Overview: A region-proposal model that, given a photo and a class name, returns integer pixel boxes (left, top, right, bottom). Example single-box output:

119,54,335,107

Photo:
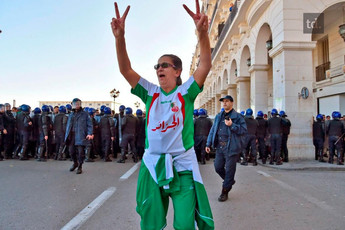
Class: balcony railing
211,0,239,60
315,62,330,82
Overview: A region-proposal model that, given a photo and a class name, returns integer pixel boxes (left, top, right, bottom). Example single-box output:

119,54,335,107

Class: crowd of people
0,101,146,172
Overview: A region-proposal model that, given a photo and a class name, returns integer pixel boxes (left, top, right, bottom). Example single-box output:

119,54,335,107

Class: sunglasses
154,62,176,70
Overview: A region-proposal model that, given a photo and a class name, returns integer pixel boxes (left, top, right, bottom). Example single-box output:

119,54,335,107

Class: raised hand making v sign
111,1,214,230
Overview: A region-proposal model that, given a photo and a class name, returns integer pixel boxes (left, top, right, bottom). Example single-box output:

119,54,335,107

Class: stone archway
250,23,273,115
237,45,251,112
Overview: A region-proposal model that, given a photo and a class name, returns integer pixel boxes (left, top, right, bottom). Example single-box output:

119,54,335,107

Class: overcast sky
0,0,198,111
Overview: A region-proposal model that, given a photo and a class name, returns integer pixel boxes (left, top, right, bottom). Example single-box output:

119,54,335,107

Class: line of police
0,99,146,174
193,107,292,166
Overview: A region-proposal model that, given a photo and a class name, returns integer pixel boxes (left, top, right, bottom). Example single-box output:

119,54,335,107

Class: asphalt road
0,157,345,230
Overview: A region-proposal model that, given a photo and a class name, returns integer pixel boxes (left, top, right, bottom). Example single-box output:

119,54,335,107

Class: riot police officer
118,107,138,163
54,106,68,160
267,108,283,165
327,111,344,165
241,108,259,166
19,105,32,160
280,111,291,162
31,107,41,158
99,107,116,162
0,104,5,160
66,104,72,115
135,109,145,160
194,108,212,164
256,111,268,164
114,105,125,157
313,114,326,162
193,109,199,122
85,108,99,162
37,105,53,161
2,103,16,159
65,98,93,174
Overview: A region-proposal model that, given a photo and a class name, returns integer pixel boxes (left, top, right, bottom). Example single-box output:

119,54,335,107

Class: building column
249,64,269,115
236,76,250,112
227,84,237,111
214,94,221,114
269,41,316,160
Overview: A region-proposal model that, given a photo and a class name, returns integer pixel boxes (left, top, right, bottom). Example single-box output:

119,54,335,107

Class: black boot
19,146,28,160
36,147,46,162
337,150,344,165
315,148,318,161
240,152,248,166
117,149,126,163
69,162,78,172
85,148,94,162
218,187,230,202
318,149,326,162
57,146,67,161
76,164,83,174
12,145,21,159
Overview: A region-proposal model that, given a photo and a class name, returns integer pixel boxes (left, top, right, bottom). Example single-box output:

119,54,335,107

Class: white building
191,0,345,160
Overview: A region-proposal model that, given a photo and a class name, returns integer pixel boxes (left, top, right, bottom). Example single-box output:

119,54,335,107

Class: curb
257,162,345,171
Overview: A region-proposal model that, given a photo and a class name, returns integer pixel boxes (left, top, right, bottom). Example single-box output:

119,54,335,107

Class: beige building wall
192,0,345,160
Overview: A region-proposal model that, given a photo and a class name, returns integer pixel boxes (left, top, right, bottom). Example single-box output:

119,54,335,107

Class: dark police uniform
281,116,291,162
194,114,213,164
37,112,53,161
99,114,116,161
136,116,146,160
54,113,67,160
256,116,268,163
241,115,259,166
313,119,325,162
327,118,344,164
2,110,16,159
267,115,283,165
118,113,138,163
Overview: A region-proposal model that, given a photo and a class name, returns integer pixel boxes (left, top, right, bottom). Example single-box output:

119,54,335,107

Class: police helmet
257,111,264,117
193,109,199,116
34,107,41,114
136,109,143,117
198,108,207,116
104,107,111,115
125,107,133,115
66,104,72,111
316,114,323,121
21,104,30,113
88,108,96,116
42,105,50,113
240,111,245,115
119,105,126,112
279,110,286,117
59,106,66,113
246,108,253,116
100,105,106,112
271,108,278,116
84,107,89,112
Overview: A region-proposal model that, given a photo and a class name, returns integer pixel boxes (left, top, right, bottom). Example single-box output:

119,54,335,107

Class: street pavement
0,157,345,230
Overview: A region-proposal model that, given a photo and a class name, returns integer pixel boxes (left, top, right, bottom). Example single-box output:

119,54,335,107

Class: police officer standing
31,107,41,158
37,105,53,161
135,109,145,160
65,98,93,174
313,114,326,162
85,108,99,162
0,104,5,160
267,108,283,165
256,111,268,164
19,105,32,160
327,111,344,165
206,95,247,202
194,108,212,164
114,105,126,157
2,103,16,159
118,107,138,163
280,111,291,162
99,107,116,162
54,106,68,160
241,108,259,166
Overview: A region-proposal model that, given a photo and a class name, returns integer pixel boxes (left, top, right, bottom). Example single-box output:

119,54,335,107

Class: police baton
334,133,345,145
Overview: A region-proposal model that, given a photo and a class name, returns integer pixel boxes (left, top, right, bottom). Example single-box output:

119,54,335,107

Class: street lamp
110,88,120,111
134,101,140,109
